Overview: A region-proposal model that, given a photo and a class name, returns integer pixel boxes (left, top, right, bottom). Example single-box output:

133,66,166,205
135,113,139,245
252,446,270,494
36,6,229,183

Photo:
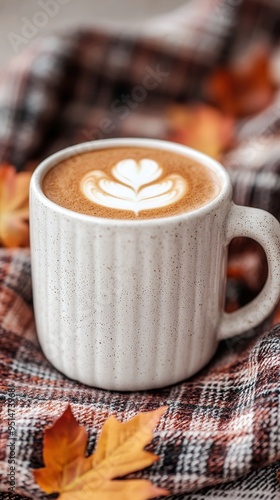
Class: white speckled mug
30,139,280,391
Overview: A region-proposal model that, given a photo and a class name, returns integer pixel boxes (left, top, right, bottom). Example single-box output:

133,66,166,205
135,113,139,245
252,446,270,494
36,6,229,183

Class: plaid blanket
1,0,280,498
0,250,280,499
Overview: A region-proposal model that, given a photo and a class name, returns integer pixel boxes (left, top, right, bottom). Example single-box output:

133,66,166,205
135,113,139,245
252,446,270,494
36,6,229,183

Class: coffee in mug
43,147,221,220
30,138,280,391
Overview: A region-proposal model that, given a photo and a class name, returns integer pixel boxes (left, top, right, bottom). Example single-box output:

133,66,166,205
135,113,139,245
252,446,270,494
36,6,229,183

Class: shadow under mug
30,138,280,391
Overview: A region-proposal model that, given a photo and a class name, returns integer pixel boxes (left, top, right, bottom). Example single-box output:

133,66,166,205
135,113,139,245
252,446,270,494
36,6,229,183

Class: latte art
43,147,221,219
80,159,187,215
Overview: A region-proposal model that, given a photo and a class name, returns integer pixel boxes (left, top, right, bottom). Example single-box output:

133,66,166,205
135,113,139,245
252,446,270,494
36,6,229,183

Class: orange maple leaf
34,404,169,500
205,45,275,117
167,104,234,159
0,164,32,248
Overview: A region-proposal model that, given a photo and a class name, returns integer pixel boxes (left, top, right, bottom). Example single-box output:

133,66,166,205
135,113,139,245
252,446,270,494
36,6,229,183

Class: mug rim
30,138,232,226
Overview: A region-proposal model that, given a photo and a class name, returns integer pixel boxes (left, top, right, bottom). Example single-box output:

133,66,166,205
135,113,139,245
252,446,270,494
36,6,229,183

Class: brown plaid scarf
0,250,279,499
1,0,280,498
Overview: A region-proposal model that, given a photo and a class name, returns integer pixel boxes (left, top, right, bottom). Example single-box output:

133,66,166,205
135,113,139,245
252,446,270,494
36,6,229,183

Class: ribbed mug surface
30,184,229,390
31,139,280,390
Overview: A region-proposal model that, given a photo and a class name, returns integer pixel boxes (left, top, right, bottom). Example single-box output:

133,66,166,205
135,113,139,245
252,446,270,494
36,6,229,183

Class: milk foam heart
43,147,222,219
80,158,187,214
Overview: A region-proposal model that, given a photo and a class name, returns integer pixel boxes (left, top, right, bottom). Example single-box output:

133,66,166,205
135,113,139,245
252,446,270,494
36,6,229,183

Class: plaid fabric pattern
1,0,280,498
0,250,280,499
0,0,279,172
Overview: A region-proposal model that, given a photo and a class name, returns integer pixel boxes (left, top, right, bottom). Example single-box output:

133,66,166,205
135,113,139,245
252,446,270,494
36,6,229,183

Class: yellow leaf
90,407,166,478
60,477,169,500
0,164,32,248
33,405,169,500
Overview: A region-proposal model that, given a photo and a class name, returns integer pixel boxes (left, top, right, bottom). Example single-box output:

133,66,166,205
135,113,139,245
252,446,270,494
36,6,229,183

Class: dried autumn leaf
167,104,234,159
34,404,169,500
59,477,166,500
33,405,92,493
0,164,32,248
205,45,275,117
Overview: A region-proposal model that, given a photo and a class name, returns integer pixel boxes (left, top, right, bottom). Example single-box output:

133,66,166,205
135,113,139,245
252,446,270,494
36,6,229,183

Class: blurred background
0,2,280,497
0,0,187,68
0,0,280,321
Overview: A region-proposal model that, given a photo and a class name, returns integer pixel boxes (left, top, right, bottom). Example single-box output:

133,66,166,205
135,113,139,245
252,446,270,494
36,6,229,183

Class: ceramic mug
30,138,280,390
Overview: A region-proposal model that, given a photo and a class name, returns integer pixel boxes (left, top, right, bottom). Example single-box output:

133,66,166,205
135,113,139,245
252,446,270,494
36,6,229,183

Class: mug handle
217,203,280,340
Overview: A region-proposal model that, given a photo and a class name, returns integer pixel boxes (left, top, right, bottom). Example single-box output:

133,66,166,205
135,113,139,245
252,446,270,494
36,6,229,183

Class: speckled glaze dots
30,139,280,391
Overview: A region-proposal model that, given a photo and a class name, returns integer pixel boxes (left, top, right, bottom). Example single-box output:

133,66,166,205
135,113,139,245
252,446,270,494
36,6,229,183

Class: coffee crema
43,147,221,219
